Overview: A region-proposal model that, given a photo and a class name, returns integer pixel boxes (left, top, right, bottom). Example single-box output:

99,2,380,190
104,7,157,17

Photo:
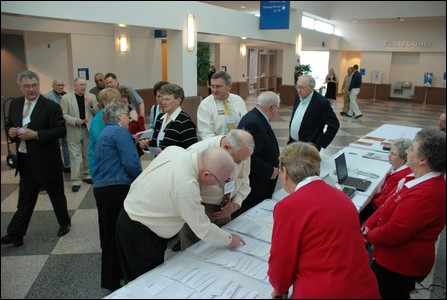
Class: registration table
273,146,392,212
349,124,421,153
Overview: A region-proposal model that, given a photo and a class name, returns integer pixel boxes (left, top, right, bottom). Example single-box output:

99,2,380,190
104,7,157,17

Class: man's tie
18,101,32,152
218,178,232,209
223,100,236,130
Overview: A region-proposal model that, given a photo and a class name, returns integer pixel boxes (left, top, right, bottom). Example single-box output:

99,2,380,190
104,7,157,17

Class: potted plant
197,43,211,97
294,63,312,85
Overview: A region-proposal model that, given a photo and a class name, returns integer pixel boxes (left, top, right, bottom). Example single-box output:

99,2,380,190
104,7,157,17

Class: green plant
197,43,210,86
294,64,312,85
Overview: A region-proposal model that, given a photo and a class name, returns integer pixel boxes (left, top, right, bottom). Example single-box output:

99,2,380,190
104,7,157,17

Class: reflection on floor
1,95,445,299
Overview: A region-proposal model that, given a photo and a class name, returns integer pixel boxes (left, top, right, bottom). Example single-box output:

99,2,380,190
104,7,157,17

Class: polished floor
1,94,446,299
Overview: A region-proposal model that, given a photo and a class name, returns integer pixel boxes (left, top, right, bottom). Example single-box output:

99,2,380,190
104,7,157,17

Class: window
302,16,314,30
302,16,334,35
315,20,334,34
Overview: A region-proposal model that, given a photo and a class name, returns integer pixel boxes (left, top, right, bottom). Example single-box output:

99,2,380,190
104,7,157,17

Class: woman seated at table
268,141,380,299
363,128,446,299
139,83,198,152
360,138,413,223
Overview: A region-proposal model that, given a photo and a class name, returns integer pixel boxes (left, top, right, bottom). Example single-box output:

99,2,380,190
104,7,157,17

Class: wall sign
384,40,432,48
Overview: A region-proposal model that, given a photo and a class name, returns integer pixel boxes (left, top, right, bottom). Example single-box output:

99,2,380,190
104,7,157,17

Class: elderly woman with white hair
93,101,142,291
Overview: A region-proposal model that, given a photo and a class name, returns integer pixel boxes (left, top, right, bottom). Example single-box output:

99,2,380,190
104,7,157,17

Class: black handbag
3,97,17,168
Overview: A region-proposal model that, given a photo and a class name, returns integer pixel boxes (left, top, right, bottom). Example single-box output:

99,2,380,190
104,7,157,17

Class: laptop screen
335,152,349,183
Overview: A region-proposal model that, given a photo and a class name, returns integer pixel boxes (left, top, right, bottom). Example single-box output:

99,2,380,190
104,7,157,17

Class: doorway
247,48,277,95
1,33,27,129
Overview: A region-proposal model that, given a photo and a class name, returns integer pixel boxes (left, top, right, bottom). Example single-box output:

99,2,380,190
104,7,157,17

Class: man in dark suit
1,70,71,247
289,74,340,151
233,91,280,218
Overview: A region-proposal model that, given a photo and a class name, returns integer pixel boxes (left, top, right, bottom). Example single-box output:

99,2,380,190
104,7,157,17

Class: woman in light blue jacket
93,101,142,291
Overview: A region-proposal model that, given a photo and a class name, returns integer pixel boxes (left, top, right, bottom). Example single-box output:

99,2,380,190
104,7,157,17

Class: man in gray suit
61,78,99,192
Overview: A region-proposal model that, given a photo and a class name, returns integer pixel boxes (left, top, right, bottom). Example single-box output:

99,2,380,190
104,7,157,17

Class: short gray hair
17,70,39,84
212,71,232,84
392,138,412,160
298,74,316,88
102,101,128,124
257,91,280,108
226,129,255,154
415,128,446,172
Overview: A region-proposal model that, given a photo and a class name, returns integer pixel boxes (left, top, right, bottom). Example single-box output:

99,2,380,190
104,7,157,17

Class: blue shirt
93,121,142,188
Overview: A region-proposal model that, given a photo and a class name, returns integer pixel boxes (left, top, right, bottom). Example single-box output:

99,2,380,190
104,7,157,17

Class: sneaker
72,185,80,192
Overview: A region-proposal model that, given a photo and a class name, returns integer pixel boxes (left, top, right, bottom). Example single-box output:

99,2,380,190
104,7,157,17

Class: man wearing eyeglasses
1,70,71,247
288,74,340,151
45,79,70,173
197,71,247,140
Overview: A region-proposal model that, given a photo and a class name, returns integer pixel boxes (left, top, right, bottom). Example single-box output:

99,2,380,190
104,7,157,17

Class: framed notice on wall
372,71,382,84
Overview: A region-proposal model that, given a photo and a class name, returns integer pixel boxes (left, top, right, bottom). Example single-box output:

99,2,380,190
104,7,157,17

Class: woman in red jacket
268,142,380,299
360,138,413,223
363,128,446,299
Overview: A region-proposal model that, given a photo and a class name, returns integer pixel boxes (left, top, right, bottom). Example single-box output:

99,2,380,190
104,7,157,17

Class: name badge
22,116,31,127
224,180,235,194
217,110,225,115
225,115,236,124
157,132,165,141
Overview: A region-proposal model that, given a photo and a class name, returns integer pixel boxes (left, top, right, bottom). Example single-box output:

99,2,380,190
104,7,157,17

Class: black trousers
93,185,129,291
7,153,70,237
371,260,425,299
116,208,168,284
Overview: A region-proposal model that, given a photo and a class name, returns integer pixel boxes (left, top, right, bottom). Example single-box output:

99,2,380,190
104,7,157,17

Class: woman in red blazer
360,138,413,223
268,142,380,299
363,128,446,298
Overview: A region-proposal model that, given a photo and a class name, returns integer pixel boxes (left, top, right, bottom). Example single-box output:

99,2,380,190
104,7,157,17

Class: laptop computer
322,173,357,199
334,152,372,192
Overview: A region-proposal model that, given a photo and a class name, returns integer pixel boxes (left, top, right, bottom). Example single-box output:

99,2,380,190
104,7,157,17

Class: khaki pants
343,92,350,114
179,203,231,250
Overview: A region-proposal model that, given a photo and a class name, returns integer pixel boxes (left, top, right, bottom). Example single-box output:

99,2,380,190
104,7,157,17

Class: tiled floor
1,94,445,299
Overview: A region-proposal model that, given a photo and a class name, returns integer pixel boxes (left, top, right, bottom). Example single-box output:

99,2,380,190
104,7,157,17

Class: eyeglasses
55,84,65,87
208,171,225,188
21,84,39,90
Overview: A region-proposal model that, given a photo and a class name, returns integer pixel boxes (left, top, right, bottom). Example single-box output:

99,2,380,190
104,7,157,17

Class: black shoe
340,111,346,116
57,222,71,237
355,114,363,119
346,114,352,118
72,185,80,192
1,234,24,247
64,167,71,173
171,241,181,252
82,178,93,184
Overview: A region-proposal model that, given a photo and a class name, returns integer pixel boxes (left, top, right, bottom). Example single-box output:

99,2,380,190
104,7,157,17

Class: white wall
1,1,446,94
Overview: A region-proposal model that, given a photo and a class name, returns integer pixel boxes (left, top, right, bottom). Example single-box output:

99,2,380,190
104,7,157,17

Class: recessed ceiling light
352,20,357,23
254,13,260,17
241,37,247,40
241,6,246,9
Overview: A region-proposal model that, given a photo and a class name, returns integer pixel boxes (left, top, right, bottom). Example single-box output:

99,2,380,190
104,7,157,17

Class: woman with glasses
140,83,198,152
92,101,142,291
363,128,446,298
360,138,413,223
